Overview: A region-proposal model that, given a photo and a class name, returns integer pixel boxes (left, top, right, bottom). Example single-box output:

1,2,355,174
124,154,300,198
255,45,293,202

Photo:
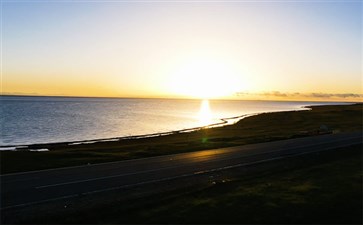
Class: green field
1,103,362,174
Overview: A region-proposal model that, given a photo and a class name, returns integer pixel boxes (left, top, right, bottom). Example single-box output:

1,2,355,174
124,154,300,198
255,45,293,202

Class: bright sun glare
198,99,213,126
169,58,242,99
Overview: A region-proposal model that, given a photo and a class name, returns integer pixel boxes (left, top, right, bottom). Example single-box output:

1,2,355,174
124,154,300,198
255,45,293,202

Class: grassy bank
13,144,362,224
119,144,362,224
137,145,361,224
1,103,362,174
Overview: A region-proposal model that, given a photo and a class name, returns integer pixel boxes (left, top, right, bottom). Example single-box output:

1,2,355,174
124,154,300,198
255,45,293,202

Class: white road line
2,132,360,177
33,137,361,189
0,156,288,210
1,194,80,210
35,164,184,189
2,141,360,210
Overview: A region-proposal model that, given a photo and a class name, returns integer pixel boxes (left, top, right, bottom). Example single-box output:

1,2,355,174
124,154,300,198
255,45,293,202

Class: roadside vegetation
1,103,362,174
14,144,362,224
106,144,363,224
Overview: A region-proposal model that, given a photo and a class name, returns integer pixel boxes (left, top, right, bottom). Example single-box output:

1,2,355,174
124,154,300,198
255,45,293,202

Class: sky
1,0,362,101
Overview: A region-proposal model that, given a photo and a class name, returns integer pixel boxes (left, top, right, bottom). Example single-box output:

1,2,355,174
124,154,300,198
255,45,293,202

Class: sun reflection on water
198,99,213,126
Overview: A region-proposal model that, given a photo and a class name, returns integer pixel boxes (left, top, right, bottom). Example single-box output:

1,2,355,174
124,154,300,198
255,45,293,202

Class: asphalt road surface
1,132,362,210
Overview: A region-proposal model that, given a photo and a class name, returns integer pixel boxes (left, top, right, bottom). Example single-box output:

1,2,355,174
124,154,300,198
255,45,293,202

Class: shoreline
0,109,303,150
1,97,356,149
1,103,361,174
0,102,356,150
0,113,258,150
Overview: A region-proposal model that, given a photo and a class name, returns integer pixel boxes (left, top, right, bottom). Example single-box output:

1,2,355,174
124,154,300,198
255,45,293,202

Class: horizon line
1,93,362,103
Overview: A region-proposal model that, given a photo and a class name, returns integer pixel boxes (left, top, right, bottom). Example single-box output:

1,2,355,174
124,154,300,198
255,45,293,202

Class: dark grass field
1,103,362,174
120,145,362,224
136,145,361,224
12,144,361,224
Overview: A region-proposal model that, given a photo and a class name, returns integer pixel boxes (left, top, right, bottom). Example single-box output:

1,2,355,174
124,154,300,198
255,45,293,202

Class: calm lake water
0,96,348,146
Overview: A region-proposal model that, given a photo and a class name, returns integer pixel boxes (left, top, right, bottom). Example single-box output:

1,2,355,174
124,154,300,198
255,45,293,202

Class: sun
168,58,242,99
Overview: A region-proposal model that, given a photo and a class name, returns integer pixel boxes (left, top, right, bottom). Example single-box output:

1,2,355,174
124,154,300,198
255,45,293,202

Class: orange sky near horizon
2,1,362,102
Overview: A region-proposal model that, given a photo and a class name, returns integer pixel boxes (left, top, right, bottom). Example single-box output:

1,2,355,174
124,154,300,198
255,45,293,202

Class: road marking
2,132,360,177
33,136,361,189
35,165,185,189
1,194,80,210
2,141,361,210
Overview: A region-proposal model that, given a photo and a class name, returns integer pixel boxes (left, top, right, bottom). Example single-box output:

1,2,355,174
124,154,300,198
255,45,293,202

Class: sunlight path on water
198,99,213,126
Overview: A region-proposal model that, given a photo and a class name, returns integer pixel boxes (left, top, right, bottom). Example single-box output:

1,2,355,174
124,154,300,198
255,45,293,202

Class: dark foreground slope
2,144,361,224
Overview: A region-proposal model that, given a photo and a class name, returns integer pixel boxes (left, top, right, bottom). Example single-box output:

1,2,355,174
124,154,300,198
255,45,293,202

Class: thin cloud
236,91,363,99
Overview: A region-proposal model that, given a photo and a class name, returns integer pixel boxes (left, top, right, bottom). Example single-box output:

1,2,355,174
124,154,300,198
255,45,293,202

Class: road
1,131,362,210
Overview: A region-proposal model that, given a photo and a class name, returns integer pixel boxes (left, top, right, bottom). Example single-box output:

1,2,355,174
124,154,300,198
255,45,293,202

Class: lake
0,95,348,146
